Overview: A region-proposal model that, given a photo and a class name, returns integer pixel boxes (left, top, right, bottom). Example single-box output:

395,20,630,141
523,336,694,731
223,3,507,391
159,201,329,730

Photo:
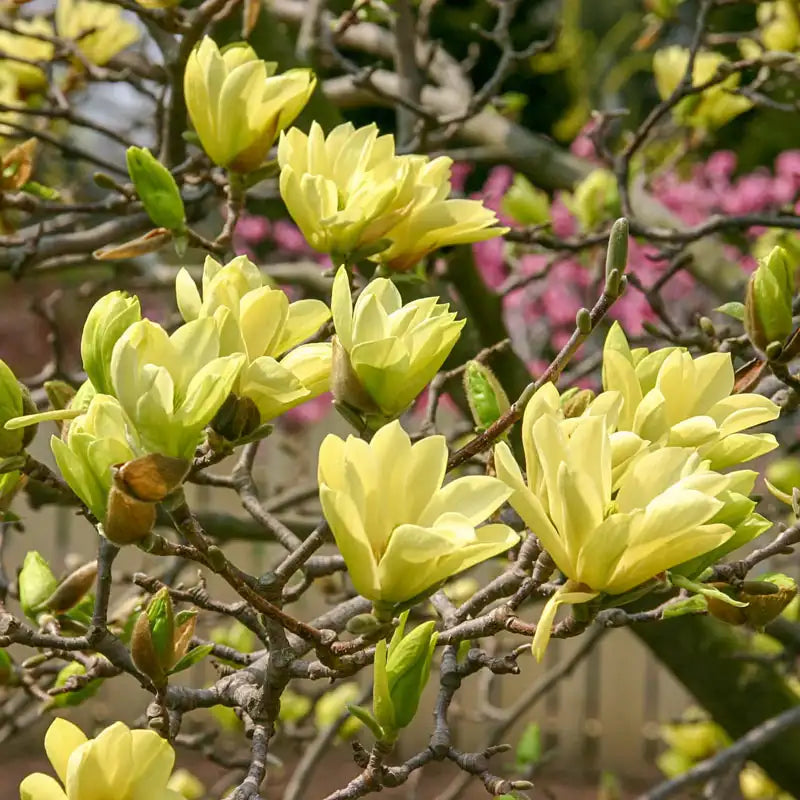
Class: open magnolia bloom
653,46,752,130
278,122,506,268
318,420,519,613
330,267,464,424
176,255,331,426
19,718,185,800
495,404,766,660
110,318,245,459
184,37,315,173
56,0,140,66
602,323,779,469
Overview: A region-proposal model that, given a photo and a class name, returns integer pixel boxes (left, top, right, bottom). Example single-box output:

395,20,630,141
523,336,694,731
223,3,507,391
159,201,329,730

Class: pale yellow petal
45,718,87,785
129,729,175,800
19,773,67,800
419,475,511,527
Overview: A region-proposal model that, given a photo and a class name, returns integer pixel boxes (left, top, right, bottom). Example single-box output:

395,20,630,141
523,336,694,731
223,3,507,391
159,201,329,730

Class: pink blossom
235,214,271,244
281,394,332,429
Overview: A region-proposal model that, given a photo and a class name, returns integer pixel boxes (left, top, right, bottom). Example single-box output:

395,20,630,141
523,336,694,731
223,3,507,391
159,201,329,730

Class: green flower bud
0,359,27,457
131,588,173,686
501,174,550,226
18,551,58,620
463,361,510,432
605,218,629,282
745,245,795,353
80,291,141,395
372,612,437,742
126,146,186,232
131,590,209,686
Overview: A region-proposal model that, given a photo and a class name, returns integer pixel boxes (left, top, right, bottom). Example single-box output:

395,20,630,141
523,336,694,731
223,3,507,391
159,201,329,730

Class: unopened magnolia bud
131,611,166,686
698,316,715,338
745,245,795,352
126,146,186,232
18,551,58,619
0,360,27,457
463,361,510,432
211,394,261,441
576,308,592,334
605,268,622,298
43,560,98,614
605,218,629,281
765,341,784,361
94,228,172,261
104,483,157,545
115,454,190,502
561,388,595,418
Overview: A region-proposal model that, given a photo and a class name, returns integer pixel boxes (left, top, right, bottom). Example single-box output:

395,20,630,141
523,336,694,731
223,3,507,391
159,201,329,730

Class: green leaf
346,704,384,741
670,574,748,607
169,643,213,674
515,722,542,769
662,594,708,619
715,302,745,321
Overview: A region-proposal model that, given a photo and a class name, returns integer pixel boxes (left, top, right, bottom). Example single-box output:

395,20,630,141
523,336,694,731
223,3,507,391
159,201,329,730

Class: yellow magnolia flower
278,122,507,269
19,718,185,800
50,394,137,522
653,46,752,130
757,1,800,52
110,318,245,458
318,420,518,611
602,323,779,469
176,255,331,424
495,394,756,660
330,267,464,423
56,0,140,66
184,37,315,173
0,17,54,90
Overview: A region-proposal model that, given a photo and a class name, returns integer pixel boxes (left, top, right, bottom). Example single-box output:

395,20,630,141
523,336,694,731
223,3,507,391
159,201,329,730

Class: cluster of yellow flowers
0,0,139,145
182,37,507,268
496,324,778,658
